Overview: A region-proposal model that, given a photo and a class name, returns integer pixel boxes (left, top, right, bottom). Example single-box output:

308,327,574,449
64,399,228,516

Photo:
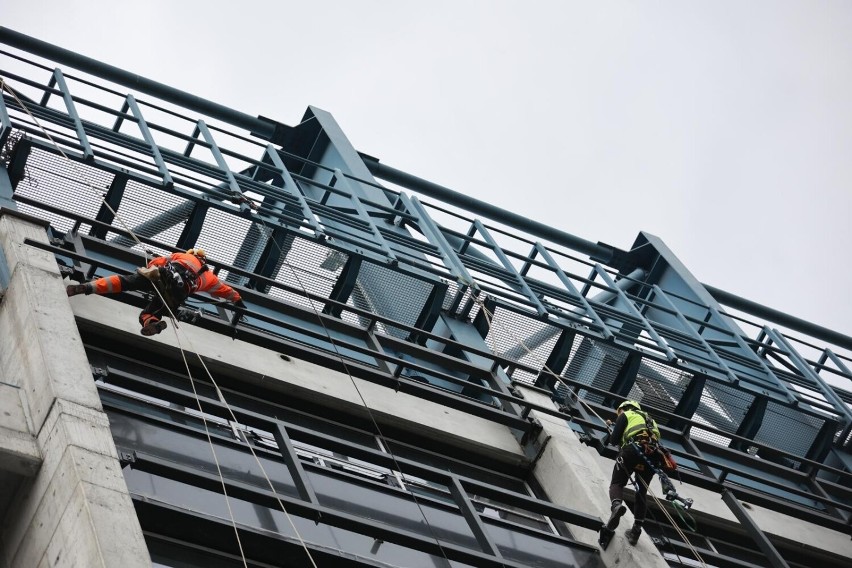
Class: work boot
66,284,88,297
606,500,627,531
625,524,642,546
140,320,168,336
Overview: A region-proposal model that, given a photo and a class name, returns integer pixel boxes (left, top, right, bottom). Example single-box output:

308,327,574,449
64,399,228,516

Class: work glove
234,298,246,309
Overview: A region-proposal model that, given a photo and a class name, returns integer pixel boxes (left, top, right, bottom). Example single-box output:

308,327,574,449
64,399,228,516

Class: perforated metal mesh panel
107,180,190,255
268,236,343,312
627,359,692,423
564,337,628,404
195,207,253,280
691,383,752,446
14,148,108,232
349,261,433,339
482,306,561,384
755,403,823,459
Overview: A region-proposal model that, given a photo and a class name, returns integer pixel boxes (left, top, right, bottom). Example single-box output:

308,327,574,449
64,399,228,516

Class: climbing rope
244,203,459,567
472,294,708,566
0,77,314,568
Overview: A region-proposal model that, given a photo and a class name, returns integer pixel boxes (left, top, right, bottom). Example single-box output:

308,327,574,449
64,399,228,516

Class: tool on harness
628,439,694,510
177,306,203,324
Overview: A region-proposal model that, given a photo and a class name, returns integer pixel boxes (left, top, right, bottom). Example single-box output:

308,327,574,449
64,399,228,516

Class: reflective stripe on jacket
148,253,241,302
621,410,661,447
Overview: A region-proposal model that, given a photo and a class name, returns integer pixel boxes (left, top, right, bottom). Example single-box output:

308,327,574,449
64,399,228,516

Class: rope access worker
66,248,244,336
603,400,674,545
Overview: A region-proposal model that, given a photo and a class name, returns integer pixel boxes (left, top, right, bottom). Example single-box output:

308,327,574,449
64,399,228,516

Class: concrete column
0,210,150,567
517,385,669,568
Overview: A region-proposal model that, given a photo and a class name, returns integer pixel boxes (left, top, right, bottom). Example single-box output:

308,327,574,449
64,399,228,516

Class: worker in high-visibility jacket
67,248,243,336
603,400,663,545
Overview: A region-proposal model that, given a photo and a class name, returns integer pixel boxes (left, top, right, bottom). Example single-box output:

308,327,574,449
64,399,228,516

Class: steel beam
404,193,474,287
175,202,208,250
533,329,576,391
0,82,11,150
448,475,502,558
651,284,737,381
125,94,173,186
323,256,361,317
89,173,126,240
473,219,546,316
721,488,791,568
0,27,274,137
264,144,321,236
705,303,794,404
333,168,396,263
363,157,620,264
535,242,612,338
763,327,852,430
594,264,676,361
196,120,242,200
50,68,93,160
272,422,318,505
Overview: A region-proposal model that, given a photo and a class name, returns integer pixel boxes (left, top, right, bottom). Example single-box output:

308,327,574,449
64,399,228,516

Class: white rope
246,206,457,567
472,295,709,566
0,77,281,568
0,79,151,261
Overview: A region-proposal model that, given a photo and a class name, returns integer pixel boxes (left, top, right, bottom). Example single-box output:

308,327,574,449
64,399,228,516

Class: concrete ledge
518,385,669,568
0,263,102,432
0,384,40,477
0,429,40,478
71,294,528,467
2,403,147,568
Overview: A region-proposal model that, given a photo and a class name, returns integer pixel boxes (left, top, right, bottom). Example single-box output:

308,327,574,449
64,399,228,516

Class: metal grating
195,208,254,281
107,180,189,254
268,236,343,313
482,306,562,384
628,359,692,423
14,148,108,232
691,382,752,446
349,261,433,339
564,337,628,405
755,403,823,459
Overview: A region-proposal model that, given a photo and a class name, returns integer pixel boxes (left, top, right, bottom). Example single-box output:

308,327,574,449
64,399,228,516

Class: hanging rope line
245,209,460,567
4,73,455,568
0,77,309,568
471,295,708,566
0,79,152,261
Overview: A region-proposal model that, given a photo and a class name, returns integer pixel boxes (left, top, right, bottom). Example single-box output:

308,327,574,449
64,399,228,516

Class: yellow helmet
618,400,641,412
187,248,206,260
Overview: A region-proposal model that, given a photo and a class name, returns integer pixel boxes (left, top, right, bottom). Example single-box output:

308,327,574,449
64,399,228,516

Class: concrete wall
0,211,150,568
69,294,527,468
518,385,852,566
520,386,670,568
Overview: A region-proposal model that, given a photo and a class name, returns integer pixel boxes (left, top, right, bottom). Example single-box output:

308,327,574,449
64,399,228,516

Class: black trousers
609,444,657,522
118,270,186,325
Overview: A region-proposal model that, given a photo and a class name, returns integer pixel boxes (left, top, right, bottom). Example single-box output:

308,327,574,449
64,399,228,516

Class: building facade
0,28,850,568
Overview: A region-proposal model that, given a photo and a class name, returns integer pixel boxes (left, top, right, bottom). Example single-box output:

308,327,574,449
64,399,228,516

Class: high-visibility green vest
621,410,661,446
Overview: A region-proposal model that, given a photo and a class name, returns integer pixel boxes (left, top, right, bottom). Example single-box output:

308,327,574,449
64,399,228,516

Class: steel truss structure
1,27,851,568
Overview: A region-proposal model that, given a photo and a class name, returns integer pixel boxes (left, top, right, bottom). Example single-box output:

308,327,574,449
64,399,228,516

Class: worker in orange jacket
66,248,243,336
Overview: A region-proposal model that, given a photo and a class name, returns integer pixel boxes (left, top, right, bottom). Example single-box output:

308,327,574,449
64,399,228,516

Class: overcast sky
5,1,852,344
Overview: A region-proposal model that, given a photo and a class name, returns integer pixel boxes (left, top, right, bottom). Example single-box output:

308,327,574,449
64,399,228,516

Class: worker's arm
196,272,242,302
604,413,628,447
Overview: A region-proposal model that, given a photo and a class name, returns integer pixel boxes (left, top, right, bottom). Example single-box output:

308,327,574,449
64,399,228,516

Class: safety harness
139,260,209,310
620,412,696,534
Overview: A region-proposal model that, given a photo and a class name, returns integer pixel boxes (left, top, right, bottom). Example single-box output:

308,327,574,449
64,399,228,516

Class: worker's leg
608,449,631,505
67,272,150,297
139,296,169,336
626,467,655,544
